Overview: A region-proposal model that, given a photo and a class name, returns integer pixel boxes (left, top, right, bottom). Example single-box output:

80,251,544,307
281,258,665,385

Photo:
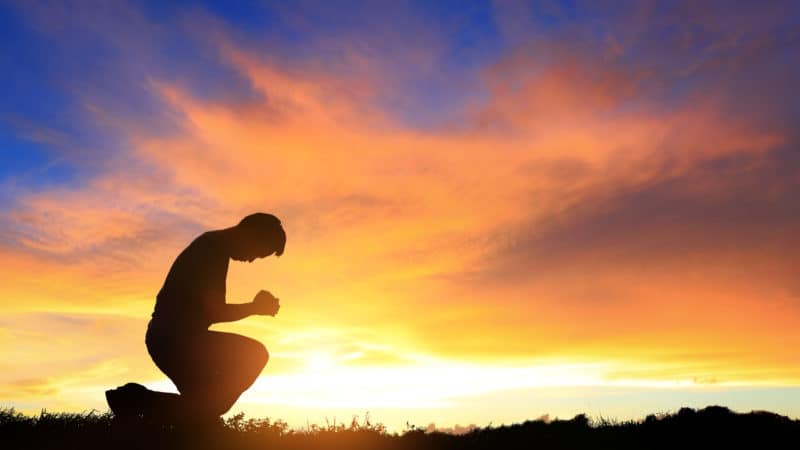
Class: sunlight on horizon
138,356,800,431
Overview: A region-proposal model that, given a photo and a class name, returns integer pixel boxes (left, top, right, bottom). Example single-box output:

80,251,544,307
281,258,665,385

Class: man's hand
253,290,280,316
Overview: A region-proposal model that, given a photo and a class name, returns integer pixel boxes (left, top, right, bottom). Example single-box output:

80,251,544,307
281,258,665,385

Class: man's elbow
203,304,226,324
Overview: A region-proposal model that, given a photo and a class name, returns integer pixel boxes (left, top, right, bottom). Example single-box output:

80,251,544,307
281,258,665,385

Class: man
106,213,286,423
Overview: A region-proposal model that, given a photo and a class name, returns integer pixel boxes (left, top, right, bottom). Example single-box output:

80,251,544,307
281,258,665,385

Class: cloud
477,147,800,281
0,312,161,406
0,378,58,398
425,146,800,371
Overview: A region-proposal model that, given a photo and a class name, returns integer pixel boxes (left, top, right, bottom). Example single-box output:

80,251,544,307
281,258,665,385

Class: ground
2,405,799,449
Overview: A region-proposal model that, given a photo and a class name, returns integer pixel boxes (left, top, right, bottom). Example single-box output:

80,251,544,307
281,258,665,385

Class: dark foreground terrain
2,405,799,450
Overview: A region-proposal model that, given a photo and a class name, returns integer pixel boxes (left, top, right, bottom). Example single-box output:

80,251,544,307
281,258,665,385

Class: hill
2,405,798,449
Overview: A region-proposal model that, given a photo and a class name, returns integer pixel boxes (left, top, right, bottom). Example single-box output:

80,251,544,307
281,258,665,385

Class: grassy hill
2,405,799,449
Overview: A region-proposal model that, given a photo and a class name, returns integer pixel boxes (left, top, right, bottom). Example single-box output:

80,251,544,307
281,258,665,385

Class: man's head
229,213,286,262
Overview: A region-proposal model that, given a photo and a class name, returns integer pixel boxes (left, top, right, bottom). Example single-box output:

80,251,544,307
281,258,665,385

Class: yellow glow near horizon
131,354,800,431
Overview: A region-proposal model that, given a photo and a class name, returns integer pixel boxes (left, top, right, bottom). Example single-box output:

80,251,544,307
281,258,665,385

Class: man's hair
237,213,286,256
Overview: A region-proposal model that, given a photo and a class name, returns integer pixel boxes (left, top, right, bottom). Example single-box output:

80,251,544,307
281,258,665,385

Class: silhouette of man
106,213,286,423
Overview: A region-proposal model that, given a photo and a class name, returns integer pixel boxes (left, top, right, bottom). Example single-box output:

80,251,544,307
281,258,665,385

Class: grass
2,405,799,449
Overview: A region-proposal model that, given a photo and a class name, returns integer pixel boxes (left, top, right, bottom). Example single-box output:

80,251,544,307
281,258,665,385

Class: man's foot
105,382,151,420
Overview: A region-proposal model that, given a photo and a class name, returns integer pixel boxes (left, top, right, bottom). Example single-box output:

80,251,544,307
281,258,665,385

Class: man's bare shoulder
185,230,225,256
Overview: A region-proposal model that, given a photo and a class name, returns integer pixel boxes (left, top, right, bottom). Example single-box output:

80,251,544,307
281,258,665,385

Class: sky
1,0,800,431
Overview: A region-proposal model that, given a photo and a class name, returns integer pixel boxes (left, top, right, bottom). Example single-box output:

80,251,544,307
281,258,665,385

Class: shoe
106,382,150,420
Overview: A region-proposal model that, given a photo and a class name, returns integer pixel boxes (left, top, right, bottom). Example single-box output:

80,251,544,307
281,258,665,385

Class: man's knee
187,390,237,418
251,341,269,370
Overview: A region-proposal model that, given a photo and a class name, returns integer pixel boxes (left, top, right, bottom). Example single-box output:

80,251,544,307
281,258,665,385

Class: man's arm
207,290,280,324
209,302,260,324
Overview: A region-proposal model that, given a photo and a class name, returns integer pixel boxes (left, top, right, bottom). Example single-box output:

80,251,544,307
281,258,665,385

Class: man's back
152,232,229,329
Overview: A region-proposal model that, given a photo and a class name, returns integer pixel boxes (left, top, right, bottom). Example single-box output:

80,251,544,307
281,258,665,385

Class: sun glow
306,353,336,371
241,357,752,411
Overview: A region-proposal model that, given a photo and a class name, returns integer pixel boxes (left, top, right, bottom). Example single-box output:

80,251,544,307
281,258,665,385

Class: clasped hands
253,290,280,316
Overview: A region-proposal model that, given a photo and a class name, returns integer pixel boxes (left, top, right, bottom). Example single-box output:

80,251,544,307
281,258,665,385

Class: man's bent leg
172,331,269,418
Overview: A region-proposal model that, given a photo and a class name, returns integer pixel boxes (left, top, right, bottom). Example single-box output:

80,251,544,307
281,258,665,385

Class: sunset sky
1,0,799,430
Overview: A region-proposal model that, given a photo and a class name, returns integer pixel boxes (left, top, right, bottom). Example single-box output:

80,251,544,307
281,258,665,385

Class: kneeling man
106,213,286,423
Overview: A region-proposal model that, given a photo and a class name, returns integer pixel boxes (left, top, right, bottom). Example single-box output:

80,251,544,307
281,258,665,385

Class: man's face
232,242,276,262
230,231,279,262
240,248,275,263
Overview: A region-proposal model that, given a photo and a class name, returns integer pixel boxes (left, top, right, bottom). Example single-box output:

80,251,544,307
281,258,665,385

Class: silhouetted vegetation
2,405,798,449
